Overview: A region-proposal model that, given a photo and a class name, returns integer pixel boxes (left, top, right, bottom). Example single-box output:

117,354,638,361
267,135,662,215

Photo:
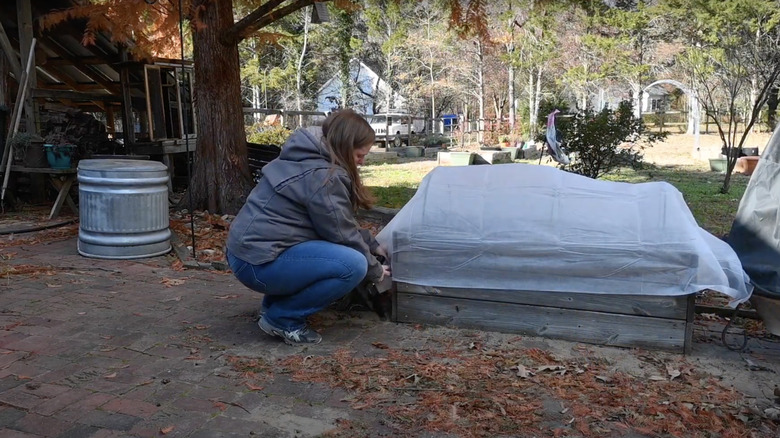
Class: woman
226,109,391,345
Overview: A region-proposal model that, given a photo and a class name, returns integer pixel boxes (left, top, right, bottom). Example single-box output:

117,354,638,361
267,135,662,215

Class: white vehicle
368,113,425,146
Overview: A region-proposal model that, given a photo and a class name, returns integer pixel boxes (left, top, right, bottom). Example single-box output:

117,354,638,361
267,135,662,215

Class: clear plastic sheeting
729,125,780,299
376,164,752,306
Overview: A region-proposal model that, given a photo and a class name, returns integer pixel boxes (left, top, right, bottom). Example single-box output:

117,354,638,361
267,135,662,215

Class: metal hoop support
721,303,749,352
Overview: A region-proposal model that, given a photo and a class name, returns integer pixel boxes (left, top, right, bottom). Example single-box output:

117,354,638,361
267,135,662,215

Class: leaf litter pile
169,209,387,265
0,223,78,250
229,340,775,437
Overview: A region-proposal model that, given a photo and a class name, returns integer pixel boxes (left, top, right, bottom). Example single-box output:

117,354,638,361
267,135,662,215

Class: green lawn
361,160,750,237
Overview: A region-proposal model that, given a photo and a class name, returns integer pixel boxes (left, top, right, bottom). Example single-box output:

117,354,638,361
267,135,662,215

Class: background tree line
45,0,780,212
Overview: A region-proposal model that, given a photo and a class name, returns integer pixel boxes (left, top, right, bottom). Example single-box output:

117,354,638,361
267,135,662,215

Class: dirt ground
641,131,772,167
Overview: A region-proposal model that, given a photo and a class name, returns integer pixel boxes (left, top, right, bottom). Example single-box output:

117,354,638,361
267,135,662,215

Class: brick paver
0,236,778,437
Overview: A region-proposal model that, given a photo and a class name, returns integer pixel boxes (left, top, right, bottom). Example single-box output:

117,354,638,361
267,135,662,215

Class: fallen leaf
160,425,175,434
595,375,611,383
537,365,566,373
104,372,117,379
666,364,681,380
245,381,264,391
161,278,186,287
764,408,780,420
511,364,533,378
372,342,389,349
46,283,61,288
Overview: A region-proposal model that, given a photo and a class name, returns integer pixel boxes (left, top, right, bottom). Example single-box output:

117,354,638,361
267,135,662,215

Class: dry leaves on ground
229,341,774,438
0,223,78,250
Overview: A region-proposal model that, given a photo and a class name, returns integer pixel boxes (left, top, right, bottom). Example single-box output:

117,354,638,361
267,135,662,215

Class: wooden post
118,46,136,152
16,0,37,135
0,43,7,106
106,107,115,134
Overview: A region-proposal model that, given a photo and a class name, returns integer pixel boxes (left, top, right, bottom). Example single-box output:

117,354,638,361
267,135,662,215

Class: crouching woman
225,109,390,344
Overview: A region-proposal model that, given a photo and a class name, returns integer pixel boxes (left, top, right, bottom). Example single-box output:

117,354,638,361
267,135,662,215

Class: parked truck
368,113,425,147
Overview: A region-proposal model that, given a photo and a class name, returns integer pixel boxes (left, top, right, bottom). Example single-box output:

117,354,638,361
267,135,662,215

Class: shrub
246,124,292,146
422,133,449,147
539,101,667,179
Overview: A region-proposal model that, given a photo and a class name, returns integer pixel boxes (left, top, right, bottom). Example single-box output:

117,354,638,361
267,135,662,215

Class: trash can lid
78,159,167,173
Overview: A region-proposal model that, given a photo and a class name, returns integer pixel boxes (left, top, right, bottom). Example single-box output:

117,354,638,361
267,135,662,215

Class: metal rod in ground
178,0,196,260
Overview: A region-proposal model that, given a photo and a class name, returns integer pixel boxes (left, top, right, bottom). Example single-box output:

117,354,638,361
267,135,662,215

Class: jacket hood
261,126,335,189
279,126,331,163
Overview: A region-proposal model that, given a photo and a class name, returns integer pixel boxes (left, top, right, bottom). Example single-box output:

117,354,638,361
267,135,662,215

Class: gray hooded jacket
227,127,383,282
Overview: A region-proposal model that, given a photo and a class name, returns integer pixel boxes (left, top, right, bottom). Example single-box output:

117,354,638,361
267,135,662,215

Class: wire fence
242,108,528,148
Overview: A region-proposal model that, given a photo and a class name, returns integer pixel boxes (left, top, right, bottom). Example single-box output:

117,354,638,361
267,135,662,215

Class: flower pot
437,151,474,166
403,146,424,158
23,139,48,168
44,144,77,169
709,158,727,173
734,156,759,176
501,147,519,161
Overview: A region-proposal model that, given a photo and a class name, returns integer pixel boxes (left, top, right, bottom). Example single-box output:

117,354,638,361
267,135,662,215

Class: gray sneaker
258,316,322,345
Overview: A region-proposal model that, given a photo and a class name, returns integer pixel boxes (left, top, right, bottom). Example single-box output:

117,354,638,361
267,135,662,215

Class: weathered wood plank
394,293,687,352
684,294,695,354
396,282,690,320
31,88,120,102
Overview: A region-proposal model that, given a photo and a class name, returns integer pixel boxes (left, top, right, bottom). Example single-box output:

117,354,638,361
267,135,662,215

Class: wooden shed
0,0,195,216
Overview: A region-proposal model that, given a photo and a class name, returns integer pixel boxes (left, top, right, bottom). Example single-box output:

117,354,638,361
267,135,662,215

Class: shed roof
0,0,189,113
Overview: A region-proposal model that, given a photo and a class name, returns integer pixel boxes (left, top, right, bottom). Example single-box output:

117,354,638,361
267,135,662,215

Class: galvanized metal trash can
78,159,171,259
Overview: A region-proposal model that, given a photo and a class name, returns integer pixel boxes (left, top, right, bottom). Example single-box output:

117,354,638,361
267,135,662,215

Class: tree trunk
533,67,542,130
296,6,311,127
476,40,485,141
508,63,514,133
528,70,534,137
768,86,778,131
184,0,252,215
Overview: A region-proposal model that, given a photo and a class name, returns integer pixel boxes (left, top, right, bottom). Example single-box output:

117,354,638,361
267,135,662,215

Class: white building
315,59,406,115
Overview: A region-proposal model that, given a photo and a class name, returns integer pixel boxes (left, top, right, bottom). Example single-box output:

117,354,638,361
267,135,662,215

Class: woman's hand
379,264,392,282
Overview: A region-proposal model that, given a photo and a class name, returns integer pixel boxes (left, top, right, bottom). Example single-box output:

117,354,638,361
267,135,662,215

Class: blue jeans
226,240,368,331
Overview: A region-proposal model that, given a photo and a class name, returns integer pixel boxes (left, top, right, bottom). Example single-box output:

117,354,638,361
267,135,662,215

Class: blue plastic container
44,144,77,169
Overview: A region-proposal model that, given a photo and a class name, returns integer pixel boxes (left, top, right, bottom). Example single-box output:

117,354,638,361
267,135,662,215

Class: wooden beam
31,88,120,102
33,66,108,111
396,283,691,320
119,46,135,149
38,36,120,94
0,21,21,78
395,293,689,352
44,56,120,66
0,46,7,106
16,0,36,134
39,83,108,91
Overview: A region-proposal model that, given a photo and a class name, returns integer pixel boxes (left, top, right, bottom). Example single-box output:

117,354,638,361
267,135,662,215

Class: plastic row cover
729,125,780,299
376,163,752,306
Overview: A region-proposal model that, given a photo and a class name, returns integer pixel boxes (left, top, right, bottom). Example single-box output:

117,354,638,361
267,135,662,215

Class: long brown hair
322,109,375,210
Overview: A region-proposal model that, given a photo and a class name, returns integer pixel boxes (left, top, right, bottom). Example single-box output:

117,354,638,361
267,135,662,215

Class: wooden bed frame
392,282,695,353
